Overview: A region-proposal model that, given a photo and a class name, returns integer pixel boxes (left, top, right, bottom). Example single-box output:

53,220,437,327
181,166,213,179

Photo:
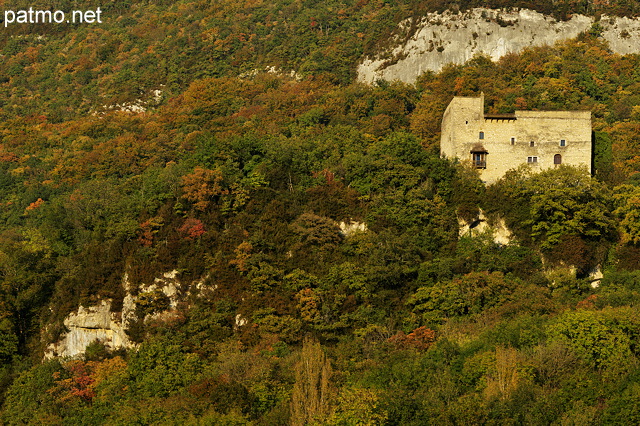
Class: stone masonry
440,93,591,183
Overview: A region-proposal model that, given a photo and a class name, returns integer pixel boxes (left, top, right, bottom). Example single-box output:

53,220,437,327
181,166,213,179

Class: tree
526,166,614,250
127,336,204,398
180,167,228,211
1,360,63,424
613,184,640,244
326,386,388,426
548,310,633,369
290,337,331,425
487,165,614,271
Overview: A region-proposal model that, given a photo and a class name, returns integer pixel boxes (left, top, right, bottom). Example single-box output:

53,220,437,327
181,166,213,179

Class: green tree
127,336,204,398
613,184,640,244
526,166,614,250
1,360,63,425
327,386,388,425
548,310,633,369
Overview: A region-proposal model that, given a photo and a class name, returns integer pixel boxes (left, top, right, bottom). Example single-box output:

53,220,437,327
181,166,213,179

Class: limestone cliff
357,8,640,85
44,300,132,359
45,270,201,359
458,210,512,246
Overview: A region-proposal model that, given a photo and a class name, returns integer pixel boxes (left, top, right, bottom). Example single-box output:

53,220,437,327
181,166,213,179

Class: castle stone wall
440,95,591,183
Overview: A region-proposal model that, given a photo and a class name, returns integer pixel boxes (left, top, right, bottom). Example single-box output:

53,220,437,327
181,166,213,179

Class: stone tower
440,94,592,183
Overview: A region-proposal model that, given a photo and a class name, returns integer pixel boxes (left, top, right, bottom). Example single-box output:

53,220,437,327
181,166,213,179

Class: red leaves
51,360,96,403
178,218,206,240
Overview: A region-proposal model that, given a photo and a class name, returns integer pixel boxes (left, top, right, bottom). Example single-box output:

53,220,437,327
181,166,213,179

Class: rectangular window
473,153,486,169
560,139,566,146
479,132,484,139
530,141,535,147
510,137,515,145
527,156,538,163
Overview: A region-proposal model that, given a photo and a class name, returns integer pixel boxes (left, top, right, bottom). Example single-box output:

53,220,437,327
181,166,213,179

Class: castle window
472,152,486,169
560,139,566,146
530,141,535,147
511,137,515,145
479,132,484,139
554,154,562,165
527,156,538,164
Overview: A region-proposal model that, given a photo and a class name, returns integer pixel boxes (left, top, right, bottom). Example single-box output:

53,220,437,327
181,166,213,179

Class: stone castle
440,94,592,183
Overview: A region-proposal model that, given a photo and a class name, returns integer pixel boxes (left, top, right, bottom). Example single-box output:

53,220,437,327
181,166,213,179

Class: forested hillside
3,0,640,424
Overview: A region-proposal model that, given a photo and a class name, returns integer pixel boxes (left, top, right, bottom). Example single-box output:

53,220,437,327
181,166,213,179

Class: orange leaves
180,167,228,211
25,198,45,212
577,294,599,310
454,77,465,94
0,150,18,163
176,78,248,126
229,240,253,272
514,97,528,109
138,217,164,247
50,357,128,405
388,326,436,351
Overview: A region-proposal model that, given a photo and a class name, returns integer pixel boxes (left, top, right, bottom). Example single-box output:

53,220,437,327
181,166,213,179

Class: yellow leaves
92,356,127,386
229,241,253,272
291,337,331,426
484,346,522,400
20,228,52,257
614,184,640,244
295,288,321,324
326,386,388,426
91,356,128,401
9,166,26,176
200,28,219,42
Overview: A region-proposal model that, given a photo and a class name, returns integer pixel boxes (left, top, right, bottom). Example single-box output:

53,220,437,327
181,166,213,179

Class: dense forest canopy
2,0,640,424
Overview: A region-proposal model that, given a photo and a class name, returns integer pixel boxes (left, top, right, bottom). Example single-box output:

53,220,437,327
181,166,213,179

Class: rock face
458,210,512,246
338,220,368,237
357,8,640,84
44,300,133,359
45,269,199,359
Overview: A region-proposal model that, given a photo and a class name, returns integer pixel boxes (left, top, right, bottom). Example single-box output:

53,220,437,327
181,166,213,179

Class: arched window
554,154,562,165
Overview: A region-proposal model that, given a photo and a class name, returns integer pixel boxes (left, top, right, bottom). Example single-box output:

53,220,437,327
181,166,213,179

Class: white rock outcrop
239,66,302,81
44,300,133,359
358,8,640,84
45,269,201,359
589,266,604,288
338,220,368,237
458,210,512,246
